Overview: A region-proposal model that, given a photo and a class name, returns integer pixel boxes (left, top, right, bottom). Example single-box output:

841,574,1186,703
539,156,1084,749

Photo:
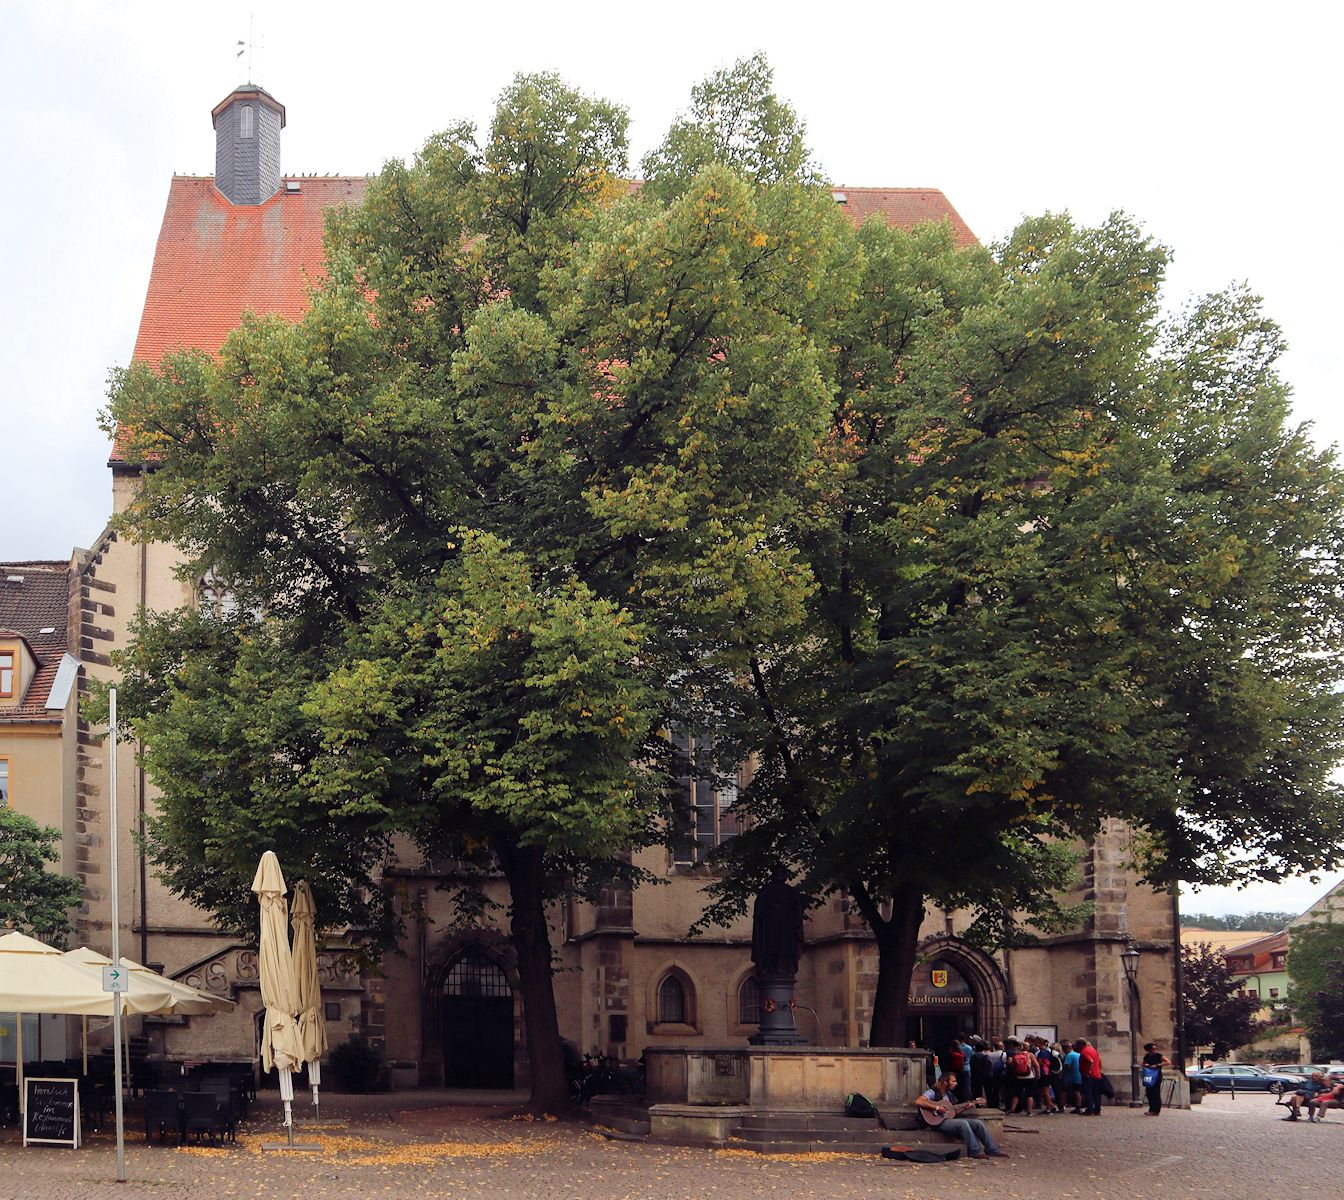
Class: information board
23,1078,81,1148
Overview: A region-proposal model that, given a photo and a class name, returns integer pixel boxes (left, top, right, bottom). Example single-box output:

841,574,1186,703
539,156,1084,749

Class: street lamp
1121,944,1142,1108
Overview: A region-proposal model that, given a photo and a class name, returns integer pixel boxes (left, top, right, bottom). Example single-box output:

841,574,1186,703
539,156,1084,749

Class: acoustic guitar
920,1096,986,1128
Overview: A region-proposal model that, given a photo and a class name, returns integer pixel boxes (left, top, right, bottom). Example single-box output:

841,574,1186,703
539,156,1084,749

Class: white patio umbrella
251,851,306,1143
290,880,328,1119
62,948,234,1066
63,948,223,1015
0,931,177,1112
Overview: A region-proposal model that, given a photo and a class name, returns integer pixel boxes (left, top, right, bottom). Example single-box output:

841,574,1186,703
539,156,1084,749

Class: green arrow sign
101,965,129,993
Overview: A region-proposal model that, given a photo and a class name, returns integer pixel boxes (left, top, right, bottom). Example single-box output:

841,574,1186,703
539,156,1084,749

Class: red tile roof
112,175,368,464
131,176,368,366
112,177,973,463
830,187,977,246
0,563,69,721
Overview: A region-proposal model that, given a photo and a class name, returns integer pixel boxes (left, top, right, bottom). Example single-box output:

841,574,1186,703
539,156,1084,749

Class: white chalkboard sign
23,1078,81,1148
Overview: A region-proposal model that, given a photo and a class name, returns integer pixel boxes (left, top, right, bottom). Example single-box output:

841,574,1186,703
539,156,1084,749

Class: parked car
1187,1063,1307,1093
1269,1063,1344,1079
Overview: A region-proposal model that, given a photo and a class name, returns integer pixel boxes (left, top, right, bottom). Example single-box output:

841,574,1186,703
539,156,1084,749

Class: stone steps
588,1094,1006,1156
740,1111,921,1133
730,1106,1005,1155
589,1095,651,1137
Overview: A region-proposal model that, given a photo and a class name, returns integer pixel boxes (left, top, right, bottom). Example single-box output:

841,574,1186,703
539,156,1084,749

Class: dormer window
240,105,254,139
0,649,13,698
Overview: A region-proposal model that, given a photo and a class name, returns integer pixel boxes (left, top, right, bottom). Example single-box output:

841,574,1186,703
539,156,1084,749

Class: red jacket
1079,1044,1103,1079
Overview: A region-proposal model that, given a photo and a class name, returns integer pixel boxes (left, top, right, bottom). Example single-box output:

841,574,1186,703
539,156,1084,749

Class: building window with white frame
0,757,8,807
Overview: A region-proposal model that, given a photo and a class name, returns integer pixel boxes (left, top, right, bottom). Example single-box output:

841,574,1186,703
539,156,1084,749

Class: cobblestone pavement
0,1088,1329,1200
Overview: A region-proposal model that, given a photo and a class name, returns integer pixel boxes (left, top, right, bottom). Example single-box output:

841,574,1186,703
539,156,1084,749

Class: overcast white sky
5,0,1340,917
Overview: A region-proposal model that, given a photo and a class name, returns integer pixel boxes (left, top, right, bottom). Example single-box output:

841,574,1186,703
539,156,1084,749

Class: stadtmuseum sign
908,960,974,1007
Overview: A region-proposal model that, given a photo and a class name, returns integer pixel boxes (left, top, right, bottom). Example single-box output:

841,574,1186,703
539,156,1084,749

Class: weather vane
235,13,262,84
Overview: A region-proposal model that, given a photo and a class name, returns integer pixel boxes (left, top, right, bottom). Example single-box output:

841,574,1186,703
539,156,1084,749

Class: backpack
1047,1050,1063,1075
845,1092,878,1119
1011,1050,1035,1077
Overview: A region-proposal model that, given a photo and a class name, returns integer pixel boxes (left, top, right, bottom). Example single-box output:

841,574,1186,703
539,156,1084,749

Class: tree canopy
102,53,1344,1079
102,62,854,1109
0,809,83,944
1289,920,1344,1055
700,201,1344,1041
1183,911,1297,932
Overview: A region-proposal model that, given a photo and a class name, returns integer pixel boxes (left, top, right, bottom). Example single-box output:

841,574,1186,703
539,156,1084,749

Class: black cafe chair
144,1090,184,1145
182,1091,227,1146
0,1083,18,1128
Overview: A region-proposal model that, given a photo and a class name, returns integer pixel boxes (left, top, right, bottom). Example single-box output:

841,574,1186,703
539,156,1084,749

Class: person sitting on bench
1282,1071,1331,1120
1306,1078,1344,1123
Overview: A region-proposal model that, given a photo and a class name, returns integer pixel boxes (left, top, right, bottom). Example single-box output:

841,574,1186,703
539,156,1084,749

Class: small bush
329,1036,386,1093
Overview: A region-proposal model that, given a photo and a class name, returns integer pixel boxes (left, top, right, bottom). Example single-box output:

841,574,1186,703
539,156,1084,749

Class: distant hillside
1183,911,1296,931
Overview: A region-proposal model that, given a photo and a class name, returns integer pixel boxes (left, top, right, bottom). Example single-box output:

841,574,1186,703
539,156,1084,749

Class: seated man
1282,1071,1331,1120
915,1072,1008,1161
1306,1077,1344,1123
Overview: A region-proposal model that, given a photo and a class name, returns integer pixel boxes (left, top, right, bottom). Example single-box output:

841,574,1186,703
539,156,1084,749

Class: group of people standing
925,1033,1172,1117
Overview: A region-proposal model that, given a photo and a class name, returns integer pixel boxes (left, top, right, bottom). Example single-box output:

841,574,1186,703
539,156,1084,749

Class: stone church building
26,85,1179,1091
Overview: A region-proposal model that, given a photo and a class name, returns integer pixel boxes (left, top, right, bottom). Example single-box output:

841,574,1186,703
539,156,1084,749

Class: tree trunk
495,840,571,1113
866,886,926,1047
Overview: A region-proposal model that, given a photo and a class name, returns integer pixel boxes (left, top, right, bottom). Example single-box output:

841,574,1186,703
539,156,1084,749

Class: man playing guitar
915,1073,1008,1160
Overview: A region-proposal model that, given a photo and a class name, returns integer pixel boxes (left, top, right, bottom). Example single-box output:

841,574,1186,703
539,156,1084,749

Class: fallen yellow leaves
715,1147,869,1162
177,1131,379,1158
346,1138,546,1167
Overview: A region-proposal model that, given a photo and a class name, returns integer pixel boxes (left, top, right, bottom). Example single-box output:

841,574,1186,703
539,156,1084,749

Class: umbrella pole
261,1064,320,1150
310,1058,321,1122
281,1066,294,1143
82,1015,88,1075
16,1012,23,1116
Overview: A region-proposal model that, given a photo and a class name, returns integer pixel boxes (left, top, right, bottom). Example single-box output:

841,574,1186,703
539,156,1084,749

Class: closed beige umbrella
290,880,327,1118
251,851,305,1138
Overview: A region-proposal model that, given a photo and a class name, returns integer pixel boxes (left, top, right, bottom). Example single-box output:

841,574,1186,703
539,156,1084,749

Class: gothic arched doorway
904,936,1010,1048
441,945,514,1088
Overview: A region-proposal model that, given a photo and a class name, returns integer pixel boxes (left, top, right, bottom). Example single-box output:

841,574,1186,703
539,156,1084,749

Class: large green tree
1289,920,1344,1055
103,66,848,1110
700,202,1344,1041
0,809,82,944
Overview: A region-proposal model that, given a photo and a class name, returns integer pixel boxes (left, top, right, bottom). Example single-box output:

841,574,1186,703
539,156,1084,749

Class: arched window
443,944,510,997
199,566,240,617
738,975,760,1025
240,104,255,139
657,974,686,1024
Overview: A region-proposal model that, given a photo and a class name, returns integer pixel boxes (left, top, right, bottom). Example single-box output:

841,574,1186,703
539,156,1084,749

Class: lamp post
1121,944,1141,1108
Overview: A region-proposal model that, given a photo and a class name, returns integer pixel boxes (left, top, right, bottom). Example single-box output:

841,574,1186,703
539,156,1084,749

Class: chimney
211,85,286,205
